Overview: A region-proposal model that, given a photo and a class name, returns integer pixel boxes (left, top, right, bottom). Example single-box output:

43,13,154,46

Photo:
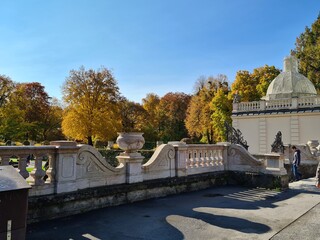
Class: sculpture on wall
225,122,249,150
271,131,284,153
233,91,241,103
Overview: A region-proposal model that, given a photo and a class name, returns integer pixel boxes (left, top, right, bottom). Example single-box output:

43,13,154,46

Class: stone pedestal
117,152,144,184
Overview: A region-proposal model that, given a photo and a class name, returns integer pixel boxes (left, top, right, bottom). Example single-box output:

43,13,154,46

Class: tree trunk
87,136,93,146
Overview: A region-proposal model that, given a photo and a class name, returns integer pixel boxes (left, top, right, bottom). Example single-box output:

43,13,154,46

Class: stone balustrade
233,96,320,113
0,140,287,197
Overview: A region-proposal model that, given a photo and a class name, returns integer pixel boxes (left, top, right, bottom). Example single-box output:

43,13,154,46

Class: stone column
117,152,144,184
50,141,80,194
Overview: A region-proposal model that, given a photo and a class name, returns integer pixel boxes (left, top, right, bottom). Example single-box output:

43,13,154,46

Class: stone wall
27,170,287,223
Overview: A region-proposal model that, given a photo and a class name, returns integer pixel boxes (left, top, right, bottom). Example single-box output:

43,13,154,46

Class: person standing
316,161,320,188
292,146,302,181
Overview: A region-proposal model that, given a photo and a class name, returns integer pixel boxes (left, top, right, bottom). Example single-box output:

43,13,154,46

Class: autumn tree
62,66,121,145
185,75,229,143
230,65,280,102
230,70,259,102
158,92,191,142
293,14,320,91
119,98,147,132
141,93,161,142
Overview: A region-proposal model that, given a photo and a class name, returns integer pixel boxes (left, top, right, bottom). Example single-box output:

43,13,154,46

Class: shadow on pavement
26,182,320,240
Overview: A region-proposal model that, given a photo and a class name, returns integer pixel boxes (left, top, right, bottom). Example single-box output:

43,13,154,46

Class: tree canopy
230,65,280,102
62,66,121,145
293,14,320,92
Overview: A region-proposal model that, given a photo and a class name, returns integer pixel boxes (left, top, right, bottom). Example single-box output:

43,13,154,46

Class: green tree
0,75,15,107
293,14,320,91
8,82,52,141
254,65,281,97
230,70,259,102
211,88,232,142
62,66,121,145
185,75,229,143
230,66,280,102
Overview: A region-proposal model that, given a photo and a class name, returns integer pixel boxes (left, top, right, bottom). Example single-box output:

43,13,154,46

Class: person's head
292,146,296,150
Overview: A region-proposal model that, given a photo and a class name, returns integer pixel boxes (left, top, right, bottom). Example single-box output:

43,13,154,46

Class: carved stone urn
116,132,145,184
116,132,145,154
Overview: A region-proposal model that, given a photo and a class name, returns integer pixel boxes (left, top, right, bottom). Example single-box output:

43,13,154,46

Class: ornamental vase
116,132,145,153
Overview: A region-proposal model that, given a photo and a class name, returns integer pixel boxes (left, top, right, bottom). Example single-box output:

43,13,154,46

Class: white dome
264,56,317,100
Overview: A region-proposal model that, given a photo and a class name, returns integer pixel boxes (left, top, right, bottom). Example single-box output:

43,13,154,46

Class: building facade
232,56,320,154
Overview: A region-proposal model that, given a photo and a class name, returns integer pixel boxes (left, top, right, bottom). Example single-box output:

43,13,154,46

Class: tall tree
0,75,15,107
230,65,280,102
185,75,229,143
230,70,259,102
254,65,281,97
158,92,191,142
9,82,52,141
141,93,161,142
119,98,147,132
293,14,320,91
62,66,121,145
211,88,232,142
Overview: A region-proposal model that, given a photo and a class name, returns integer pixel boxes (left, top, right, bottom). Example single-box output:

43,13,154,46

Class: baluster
0,156,11,165
214,151,219,166
203,151,208,167
209,151,213,166
46,154,55,183
30,155,45,185
18,155,30,179
195,152,198,167
199,151,203,167
218,150,223,166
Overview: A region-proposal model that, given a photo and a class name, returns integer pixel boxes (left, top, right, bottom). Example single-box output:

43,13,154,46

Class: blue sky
0,1,319,103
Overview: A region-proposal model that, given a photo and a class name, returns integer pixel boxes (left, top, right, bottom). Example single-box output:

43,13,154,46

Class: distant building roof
263,56,317,100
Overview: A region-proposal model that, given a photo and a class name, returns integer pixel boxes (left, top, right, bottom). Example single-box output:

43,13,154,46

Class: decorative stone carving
233,91,241,103
116,132,145,154
307,140,319,156
271,131,284,153
225,122,249,150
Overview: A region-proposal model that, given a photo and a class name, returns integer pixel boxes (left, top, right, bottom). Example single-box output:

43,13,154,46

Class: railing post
117,153,144,184
169,142,187,177
217,142,230,171
50,141,80,194
260,100,266,111
291,97,298,109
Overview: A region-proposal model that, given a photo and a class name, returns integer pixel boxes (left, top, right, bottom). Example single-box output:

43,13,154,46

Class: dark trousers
292,164,302,180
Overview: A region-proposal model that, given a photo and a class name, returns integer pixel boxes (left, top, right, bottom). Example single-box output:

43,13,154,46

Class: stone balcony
233,96,320,114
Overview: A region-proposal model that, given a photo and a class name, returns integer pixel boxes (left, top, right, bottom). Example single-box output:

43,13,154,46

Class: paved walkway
26,178,320,240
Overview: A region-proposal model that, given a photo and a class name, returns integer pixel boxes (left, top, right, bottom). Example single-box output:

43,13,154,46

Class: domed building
232,55,320,153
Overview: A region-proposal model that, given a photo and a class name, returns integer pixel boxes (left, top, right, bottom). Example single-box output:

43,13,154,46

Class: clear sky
0,0,319,103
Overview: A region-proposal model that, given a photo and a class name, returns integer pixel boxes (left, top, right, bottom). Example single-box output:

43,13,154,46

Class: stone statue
233,91,241,103
271,131,284,153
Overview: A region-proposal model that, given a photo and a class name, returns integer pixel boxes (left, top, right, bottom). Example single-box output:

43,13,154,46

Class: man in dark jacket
292,146,302,181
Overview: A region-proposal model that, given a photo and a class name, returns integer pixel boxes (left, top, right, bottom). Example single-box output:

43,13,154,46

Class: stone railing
0,141,287,197
233,96,320,113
